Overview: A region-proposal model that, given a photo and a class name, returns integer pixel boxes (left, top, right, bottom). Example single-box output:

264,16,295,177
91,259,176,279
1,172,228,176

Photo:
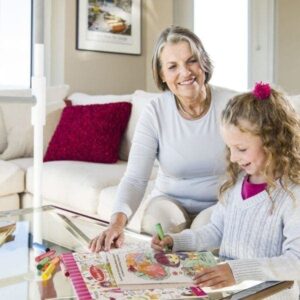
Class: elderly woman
90,26,236,252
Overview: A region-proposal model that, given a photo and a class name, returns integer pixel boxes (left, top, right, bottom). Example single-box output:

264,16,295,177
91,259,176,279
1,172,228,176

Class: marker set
33,243,69,281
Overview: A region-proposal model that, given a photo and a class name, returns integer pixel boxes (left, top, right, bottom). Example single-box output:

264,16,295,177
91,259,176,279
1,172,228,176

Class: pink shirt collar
242,175,267,200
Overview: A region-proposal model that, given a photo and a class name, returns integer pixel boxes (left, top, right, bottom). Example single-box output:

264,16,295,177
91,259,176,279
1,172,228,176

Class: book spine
61,253,92,300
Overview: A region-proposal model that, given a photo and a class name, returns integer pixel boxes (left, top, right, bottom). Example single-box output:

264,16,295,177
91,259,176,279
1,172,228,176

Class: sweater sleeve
227,193,300,283
111,101,158,219
170,201,226,252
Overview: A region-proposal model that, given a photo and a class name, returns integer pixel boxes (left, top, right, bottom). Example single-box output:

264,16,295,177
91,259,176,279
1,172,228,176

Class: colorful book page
98,286,207,299
61,251,209,299
62,252,119,299
108,250,216,289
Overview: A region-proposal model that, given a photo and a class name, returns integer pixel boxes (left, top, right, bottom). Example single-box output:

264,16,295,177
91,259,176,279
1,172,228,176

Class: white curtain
0,0,31,89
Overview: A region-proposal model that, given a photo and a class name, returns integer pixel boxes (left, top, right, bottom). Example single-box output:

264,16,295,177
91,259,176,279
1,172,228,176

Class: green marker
155,223,171,251
155,223,165,240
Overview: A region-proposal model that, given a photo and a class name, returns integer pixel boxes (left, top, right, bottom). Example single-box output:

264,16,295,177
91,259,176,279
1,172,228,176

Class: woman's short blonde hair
152,26,213,91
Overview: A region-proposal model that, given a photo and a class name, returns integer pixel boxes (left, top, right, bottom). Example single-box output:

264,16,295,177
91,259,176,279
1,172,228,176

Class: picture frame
76,0,141,55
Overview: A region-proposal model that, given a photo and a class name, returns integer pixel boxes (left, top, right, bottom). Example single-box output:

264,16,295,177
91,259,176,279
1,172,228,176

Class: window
194,0,274,91
0,0,32,89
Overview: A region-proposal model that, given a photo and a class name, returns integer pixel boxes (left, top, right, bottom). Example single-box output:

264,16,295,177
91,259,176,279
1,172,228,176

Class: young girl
152,82,300,299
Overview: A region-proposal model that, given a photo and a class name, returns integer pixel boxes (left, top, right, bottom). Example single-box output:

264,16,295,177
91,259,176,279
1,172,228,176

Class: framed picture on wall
77,0,141,55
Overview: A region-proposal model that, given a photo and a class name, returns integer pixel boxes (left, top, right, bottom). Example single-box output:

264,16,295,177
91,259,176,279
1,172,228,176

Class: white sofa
0,89,160,232
0,85,70,210
0,88,299,233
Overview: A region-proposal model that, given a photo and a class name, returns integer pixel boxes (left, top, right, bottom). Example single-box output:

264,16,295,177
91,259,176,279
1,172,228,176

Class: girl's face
221,121,267,183
159,41,206,102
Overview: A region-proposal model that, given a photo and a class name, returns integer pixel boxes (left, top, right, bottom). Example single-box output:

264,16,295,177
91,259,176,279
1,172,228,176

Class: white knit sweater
112,86,237,218
171,176,300,299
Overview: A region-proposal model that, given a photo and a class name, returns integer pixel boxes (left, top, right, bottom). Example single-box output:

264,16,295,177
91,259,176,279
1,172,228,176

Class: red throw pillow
44,102,132,163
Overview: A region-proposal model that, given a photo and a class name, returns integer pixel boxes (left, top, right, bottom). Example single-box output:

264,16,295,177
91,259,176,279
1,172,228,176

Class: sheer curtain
194,0,248,91
0,0,32,89
0,0,46,212
194,0,275,91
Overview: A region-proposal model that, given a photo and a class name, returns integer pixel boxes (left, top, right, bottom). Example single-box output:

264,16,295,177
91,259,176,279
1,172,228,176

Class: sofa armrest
0,107,7,153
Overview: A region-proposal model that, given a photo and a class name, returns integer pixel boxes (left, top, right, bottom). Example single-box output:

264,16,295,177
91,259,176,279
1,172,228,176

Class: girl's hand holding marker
151,223,173,252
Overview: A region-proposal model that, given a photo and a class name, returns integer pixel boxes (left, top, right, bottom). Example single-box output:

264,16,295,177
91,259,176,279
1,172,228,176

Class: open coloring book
61,249,216,299
108,250,216,289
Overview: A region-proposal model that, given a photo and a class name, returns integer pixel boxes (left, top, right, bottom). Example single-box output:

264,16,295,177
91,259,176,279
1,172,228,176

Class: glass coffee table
0,205,293,300
0,205,152,299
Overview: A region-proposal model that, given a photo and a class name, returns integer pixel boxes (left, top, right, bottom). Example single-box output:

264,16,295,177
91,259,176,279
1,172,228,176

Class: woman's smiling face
159,41,206,102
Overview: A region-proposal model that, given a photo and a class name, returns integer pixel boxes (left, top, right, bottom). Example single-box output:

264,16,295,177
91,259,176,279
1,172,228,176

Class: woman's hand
193,263,235,289
89,213,127,252
151,234,174,252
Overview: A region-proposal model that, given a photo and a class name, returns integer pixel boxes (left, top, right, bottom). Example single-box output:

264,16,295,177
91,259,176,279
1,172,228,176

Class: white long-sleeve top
112,86,237,218
171,176,300,299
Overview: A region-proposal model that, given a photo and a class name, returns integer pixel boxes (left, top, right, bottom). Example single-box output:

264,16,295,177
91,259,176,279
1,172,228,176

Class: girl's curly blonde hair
219,88,300,199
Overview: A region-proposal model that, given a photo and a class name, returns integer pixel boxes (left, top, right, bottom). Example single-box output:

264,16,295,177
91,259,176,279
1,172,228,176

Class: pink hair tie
252,82,271,100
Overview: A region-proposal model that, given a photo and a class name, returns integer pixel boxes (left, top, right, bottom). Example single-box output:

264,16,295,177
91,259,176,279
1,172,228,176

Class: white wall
48,0,175,94
275,0,300,94
173,0,194,31
144,0,174,92
47,0,300,95
178,0,300,94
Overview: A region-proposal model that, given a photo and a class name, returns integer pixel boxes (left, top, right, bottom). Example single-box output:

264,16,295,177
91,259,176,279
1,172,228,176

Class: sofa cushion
119,90,163,161
26,160,128,214
0,101,33,160
0,160,25,196
67,92,132,105
0,194,20,211
44,102,132,163
0,108,7,153
43,109,63,154
0,85,69,160
9,158,33,171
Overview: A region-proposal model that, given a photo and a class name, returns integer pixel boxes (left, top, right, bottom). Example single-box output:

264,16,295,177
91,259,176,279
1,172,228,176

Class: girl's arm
227,200,300,283
170,201,226,252
192,191,300,289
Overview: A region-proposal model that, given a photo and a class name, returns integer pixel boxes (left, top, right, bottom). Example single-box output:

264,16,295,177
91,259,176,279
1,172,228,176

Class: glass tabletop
0,205,293,300
0,205,151,300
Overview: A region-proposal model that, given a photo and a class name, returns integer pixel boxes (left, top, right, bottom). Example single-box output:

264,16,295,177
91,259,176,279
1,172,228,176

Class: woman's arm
89,212,127,252
90,102,159,252
112,101,159,218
